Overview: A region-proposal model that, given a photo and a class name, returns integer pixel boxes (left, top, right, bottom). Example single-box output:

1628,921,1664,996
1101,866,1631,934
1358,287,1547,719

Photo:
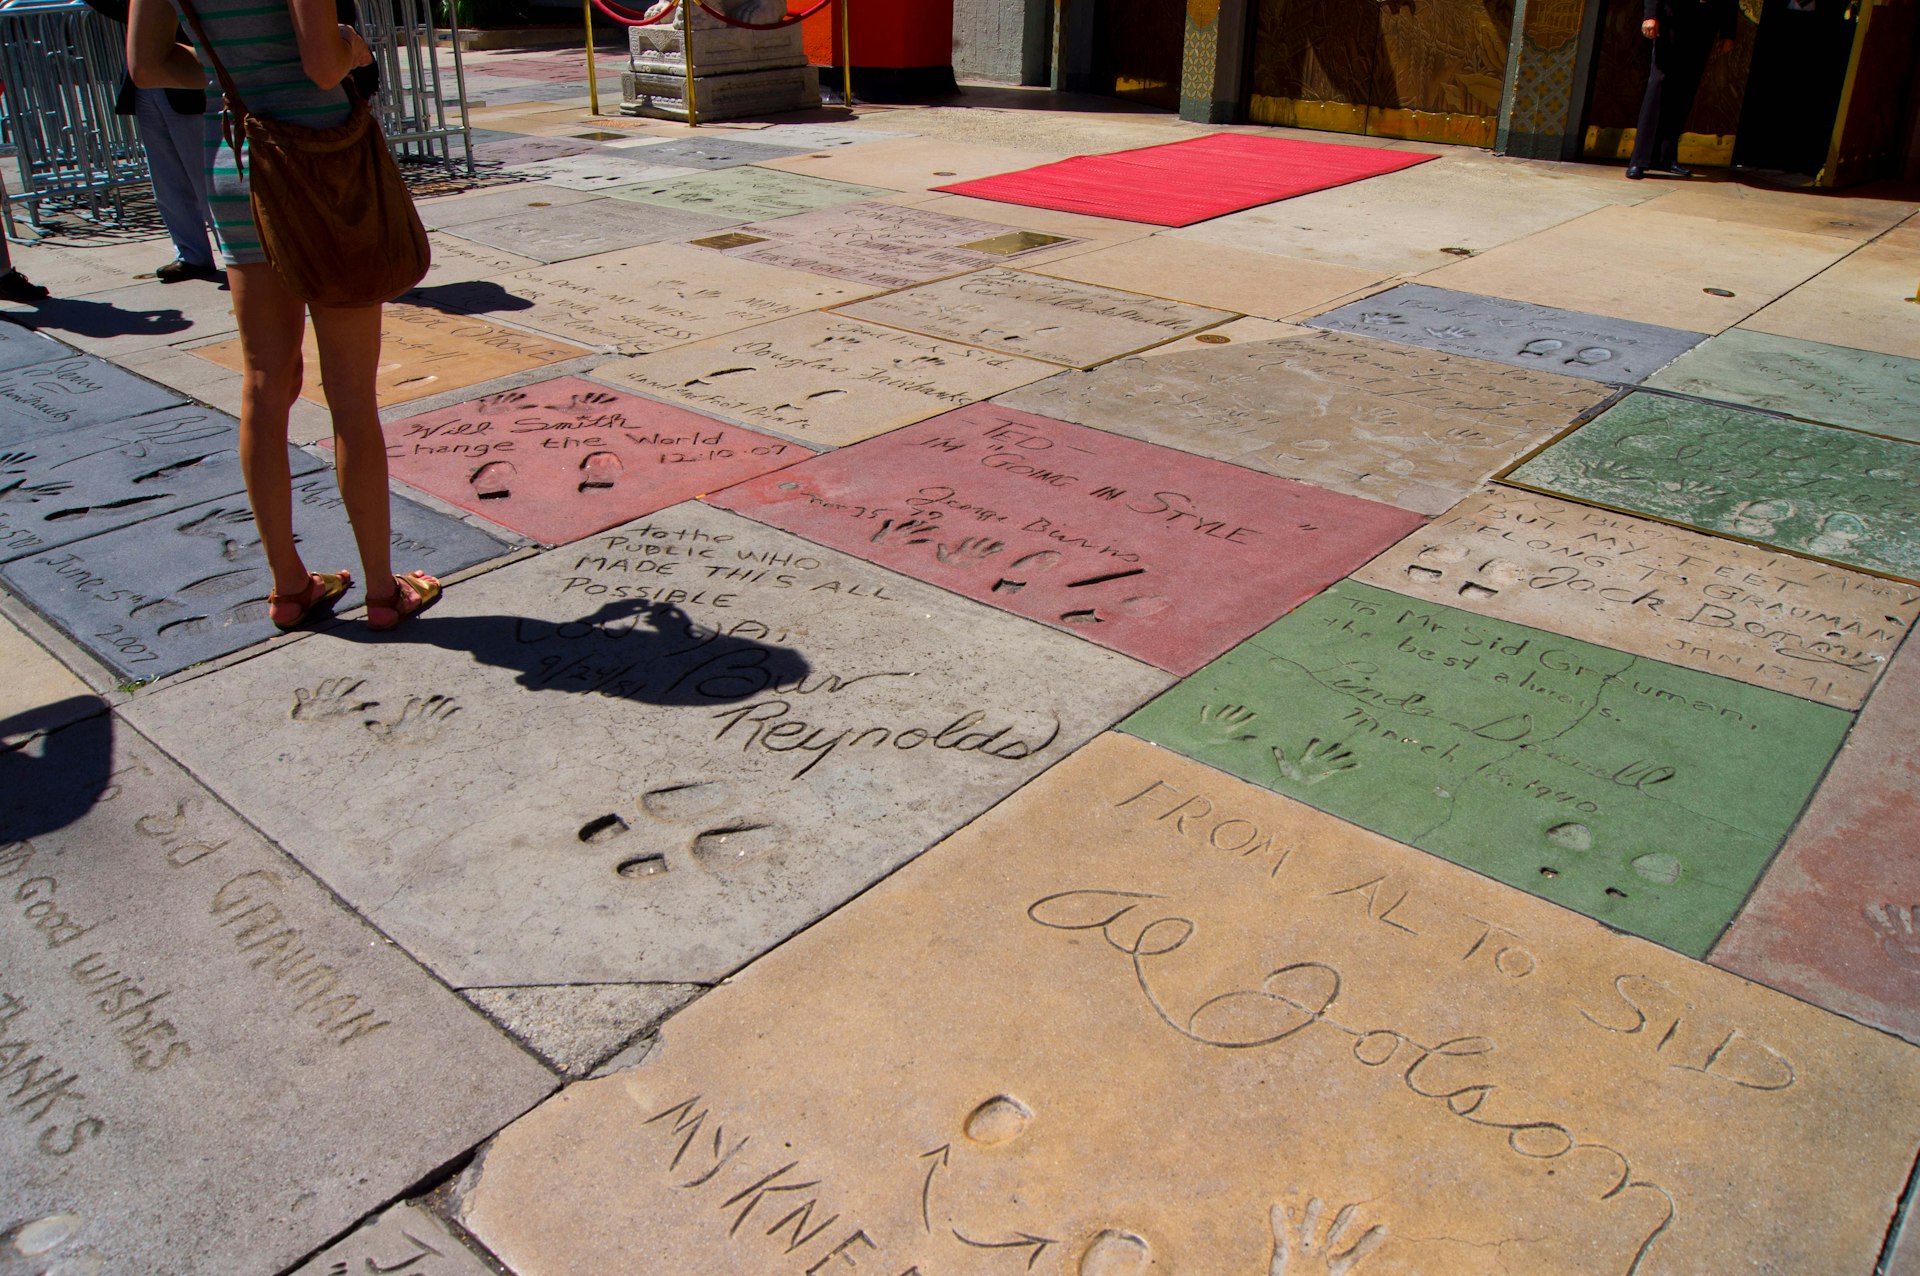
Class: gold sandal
366,571,441,632
268,570,352,631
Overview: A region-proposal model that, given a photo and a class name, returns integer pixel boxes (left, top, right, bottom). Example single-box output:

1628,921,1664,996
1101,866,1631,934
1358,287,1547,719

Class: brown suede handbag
174,0,430,307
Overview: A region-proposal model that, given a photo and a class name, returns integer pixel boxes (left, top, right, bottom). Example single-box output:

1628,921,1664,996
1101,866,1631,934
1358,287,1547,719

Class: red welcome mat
933,133,1439,227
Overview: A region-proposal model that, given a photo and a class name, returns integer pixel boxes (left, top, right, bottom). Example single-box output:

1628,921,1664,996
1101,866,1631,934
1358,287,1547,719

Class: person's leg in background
134,87,221,282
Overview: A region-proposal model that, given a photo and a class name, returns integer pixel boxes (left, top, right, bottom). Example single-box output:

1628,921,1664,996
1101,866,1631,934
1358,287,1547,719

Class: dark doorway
1091,0,1187,109
1733,0,1858,174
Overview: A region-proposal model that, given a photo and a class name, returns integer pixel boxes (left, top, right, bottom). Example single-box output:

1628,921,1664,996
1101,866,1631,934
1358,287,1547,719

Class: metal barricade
0,0,148,234
359,0,474,172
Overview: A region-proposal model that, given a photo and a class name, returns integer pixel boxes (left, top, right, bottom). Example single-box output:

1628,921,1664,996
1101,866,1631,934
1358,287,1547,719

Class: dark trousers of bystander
1630,23,1715,171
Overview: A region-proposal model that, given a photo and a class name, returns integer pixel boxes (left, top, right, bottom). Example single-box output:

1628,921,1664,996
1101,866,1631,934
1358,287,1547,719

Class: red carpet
933,133,1439,227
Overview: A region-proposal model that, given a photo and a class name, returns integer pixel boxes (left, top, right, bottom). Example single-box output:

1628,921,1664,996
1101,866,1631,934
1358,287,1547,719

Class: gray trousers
134,88,218,269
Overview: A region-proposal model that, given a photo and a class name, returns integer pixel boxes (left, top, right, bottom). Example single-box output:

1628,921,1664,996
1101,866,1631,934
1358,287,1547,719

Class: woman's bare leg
309,302,400,597
228,262,313,600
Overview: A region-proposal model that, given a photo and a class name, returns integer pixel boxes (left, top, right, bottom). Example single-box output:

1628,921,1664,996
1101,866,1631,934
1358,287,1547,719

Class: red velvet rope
689,0,835,30
590,0,678,26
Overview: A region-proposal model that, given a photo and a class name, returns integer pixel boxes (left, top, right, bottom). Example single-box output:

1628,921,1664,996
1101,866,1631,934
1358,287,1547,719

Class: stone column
623,4,820,122
1496,0,1607,160
1177,0,1253,125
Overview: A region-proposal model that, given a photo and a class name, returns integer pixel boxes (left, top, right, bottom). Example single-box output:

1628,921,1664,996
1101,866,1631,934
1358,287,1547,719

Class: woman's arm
126,0,204,89
288,0,372,89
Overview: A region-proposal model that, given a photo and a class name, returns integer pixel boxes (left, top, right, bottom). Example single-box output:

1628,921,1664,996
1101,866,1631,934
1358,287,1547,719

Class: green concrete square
1121,581,1850,956
1506,391,1920,581
1644,328,1920,443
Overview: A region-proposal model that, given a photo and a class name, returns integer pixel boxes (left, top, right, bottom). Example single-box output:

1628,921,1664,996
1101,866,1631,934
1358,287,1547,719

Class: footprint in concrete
3,1212,105,1276
641,780,732,823
1544,822,1592,852
471,460,516,501
962,1094,1031,1145
1117,595,1172,617
1630,852,1683,885
578,451,623,493
691,821,785,869
1079,1230,1151,1276
1730,498,1794,539
1806,511,1868,558
578,812,630,844
174,505,256,561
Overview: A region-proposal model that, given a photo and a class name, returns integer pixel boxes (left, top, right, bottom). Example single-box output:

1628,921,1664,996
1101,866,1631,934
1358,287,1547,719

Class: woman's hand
1641,17,1659,37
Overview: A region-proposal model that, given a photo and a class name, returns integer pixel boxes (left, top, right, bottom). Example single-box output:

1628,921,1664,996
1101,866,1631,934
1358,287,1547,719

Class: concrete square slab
121,502,1171,988
438,242,873,355
592,313,1059,446
1644,327,1920,441
2,238,166,299
500,153,701,191
415,234,542,291
1309,284,1703,384
377,375,806,544
193,303,591,407
115,344,333,448
1644,183,1916,242
756,137,1073,191
747,123,914,149
1123,580,1852,956
468,82,588,106
713,403,1422,672
1714,640,1920,1044
287,1203,493,1276
0,356,184,441
416,184,602,232
0,405,323,563
896,192,1162,245
470,134,597,165
10,278,237,361
712,203,1083,291
457,731,1920,1276
629,136,813,168
1028,235,1390,321
609,167,893,221
442,200,738,263
0,723,554,1275
0,613,95,747
833,267,1232,368
0,321,74,373
0,479,518,679
1418,204,1857,333
1506,392,1920,582
462,984,701,1076
1355,485,1918,710
1167,156,1643,276
998,327,1610,515
1739,232,1920,359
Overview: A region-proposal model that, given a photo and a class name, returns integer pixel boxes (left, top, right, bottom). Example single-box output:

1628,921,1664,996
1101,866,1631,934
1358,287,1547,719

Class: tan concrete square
444,242,876,354
834,267,1233,368
459,732,1920,1276
1168,155,1648,276
1419,204,1858,333
417,233,542,289
118,343,334,445
1739,233,1920,360
755,136,1073,191
894,192,1163,244
1642,184,1917,242
1355,485,1919,710
2,237,171,298
999,327,1609,515
592,313,1057,446
193,303,590,407
0,613,94,746
1,277,236,360
1030,235,1393,320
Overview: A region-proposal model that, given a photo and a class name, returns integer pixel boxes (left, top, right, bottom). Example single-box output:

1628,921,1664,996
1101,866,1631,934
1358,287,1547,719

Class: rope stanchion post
583,0,601,114
681,0,700,126
839,0,851,109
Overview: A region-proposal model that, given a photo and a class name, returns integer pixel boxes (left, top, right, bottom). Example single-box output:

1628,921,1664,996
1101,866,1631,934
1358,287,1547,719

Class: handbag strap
170,0,249,115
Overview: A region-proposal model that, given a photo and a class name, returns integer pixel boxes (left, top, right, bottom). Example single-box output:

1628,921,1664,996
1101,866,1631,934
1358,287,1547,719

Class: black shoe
1656,164,1695,178
155,258,224,283
0,269,49,302
1625,165,1646,180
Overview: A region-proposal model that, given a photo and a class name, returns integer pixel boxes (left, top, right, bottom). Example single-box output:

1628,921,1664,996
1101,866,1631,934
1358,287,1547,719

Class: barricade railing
582,0,850,126
0,0,148,235
358,0,475,172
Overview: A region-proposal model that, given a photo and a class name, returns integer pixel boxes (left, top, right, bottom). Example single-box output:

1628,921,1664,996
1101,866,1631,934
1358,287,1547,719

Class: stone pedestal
623,5,820,121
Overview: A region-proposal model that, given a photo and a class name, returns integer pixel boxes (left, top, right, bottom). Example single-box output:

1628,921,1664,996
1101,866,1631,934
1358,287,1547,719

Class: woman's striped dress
168,0,350,266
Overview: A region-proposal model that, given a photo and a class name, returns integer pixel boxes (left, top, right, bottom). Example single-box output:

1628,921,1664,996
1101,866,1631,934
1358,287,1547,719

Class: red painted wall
798,0,952,67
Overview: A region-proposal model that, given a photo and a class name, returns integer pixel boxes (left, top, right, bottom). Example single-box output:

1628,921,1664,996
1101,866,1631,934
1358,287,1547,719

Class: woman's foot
268,570,353,630
366,571,441,632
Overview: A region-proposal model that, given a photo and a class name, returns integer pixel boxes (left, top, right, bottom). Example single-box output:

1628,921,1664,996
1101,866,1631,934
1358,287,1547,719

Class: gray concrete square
0,320,75,373
443,201,738,263
627,136,815,169
0,356,185,441
122,502,1172,988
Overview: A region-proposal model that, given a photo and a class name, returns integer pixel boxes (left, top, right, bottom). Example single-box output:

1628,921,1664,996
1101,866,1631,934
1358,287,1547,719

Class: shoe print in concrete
712,403,1422,673
457,733,1920,1276
121,502,1170,988
1505,391,1920,582
1122,581,1851,957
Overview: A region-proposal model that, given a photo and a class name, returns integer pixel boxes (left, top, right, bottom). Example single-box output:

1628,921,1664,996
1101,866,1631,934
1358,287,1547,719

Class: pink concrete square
707,404,1426,673
372,377,809,545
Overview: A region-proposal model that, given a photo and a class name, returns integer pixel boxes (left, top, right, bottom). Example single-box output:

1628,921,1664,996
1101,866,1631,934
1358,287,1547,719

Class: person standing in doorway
85,0,224,282
1627,0,1740,178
